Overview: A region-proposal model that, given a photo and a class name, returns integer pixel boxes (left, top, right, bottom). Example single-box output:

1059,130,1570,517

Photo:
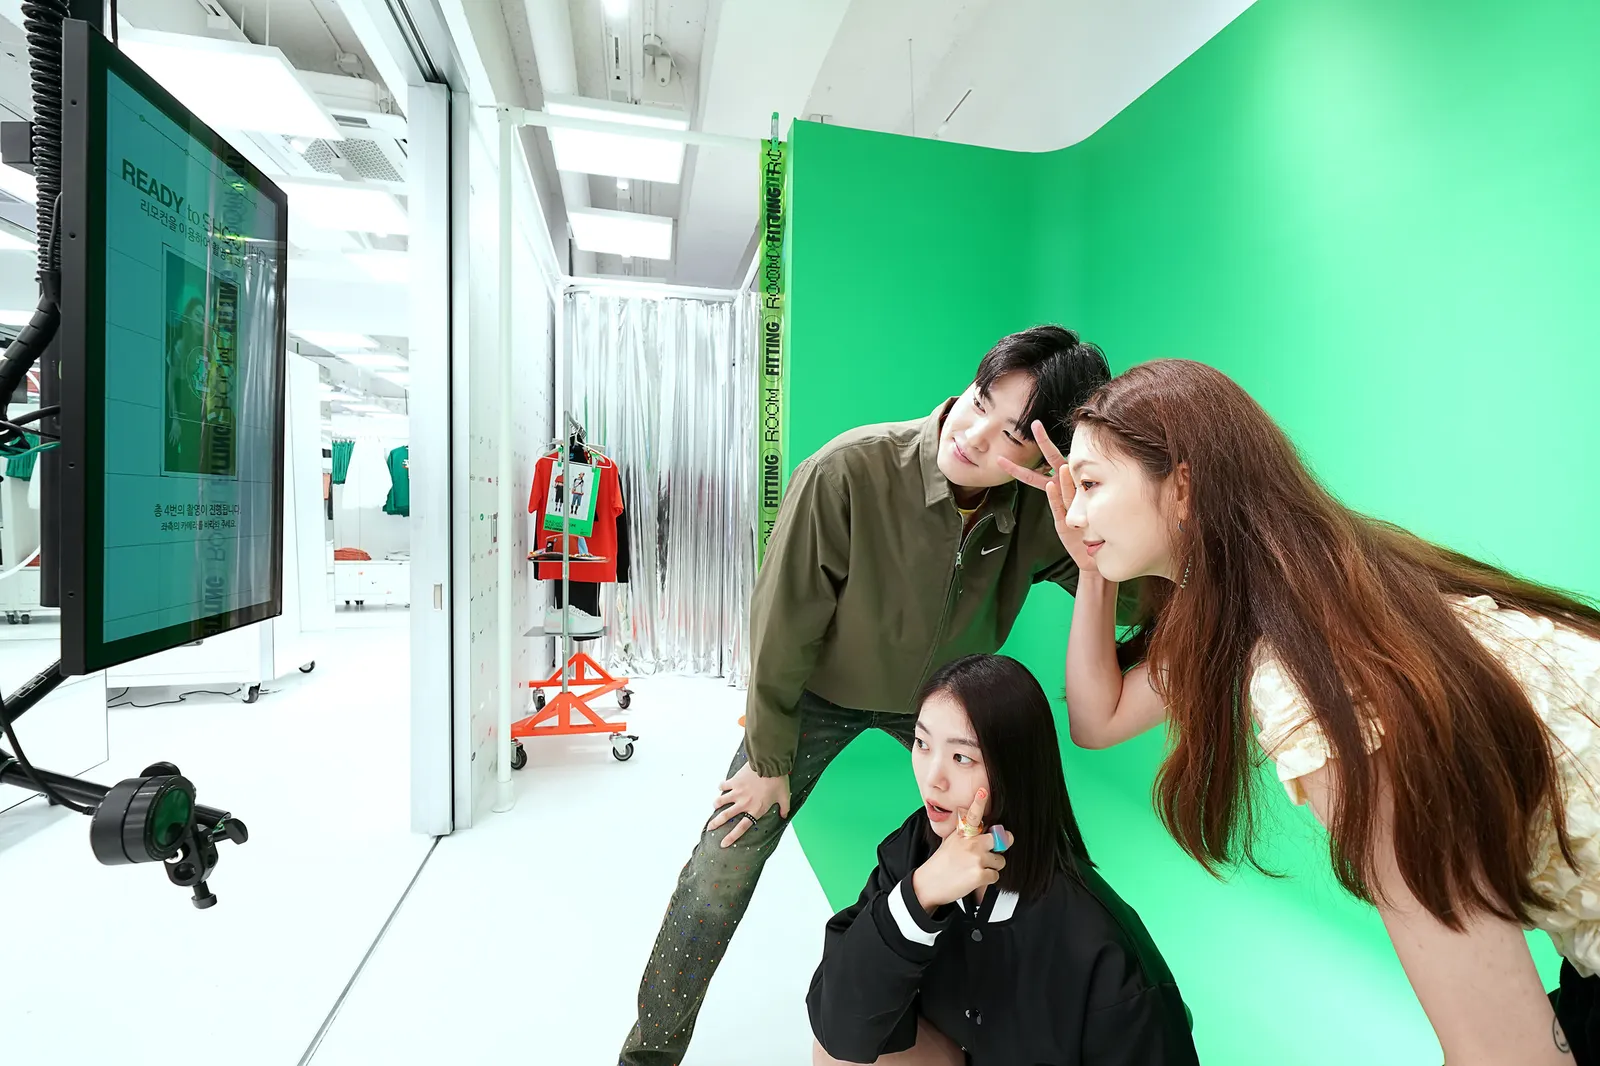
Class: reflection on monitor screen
59,23,287,676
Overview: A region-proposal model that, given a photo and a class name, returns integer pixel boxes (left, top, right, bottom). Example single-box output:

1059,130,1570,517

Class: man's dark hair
973,325,1111,446
916,653,1094,902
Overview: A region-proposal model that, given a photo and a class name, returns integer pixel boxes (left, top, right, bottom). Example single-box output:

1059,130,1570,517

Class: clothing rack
509,412,637,768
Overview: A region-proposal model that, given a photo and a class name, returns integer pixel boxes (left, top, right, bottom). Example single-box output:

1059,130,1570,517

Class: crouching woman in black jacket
807,654,1198,1066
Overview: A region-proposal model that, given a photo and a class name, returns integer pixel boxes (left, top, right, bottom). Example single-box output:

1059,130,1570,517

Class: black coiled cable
23,0,69,280
0,0,68,416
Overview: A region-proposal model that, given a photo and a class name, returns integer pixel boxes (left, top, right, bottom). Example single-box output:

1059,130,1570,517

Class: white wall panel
453,106,558,827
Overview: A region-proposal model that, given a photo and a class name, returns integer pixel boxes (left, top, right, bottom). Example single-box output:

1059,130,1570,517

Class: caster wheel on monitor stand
20,613,30,625
299,662,316,673
244,685,261,704
511,743,527,771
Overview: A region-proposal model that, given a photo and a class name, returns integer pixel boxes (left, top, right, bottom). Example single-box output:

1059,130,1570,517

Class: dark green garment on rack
331,438,354,485
4,433,42,479
383,445,410,517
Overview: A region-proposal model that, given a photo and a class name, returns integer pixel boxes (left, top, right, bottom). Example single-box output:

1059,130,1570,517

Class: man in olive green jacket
619,326,1130,1066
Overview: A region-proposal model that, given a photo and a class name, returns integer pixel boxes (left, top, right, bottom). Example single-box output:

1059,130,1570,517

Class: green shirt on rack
384,445,410,517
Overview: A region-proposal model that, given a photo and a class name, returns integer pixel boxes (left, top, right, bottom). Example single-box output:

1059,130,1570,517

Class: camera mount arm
0,661,250,908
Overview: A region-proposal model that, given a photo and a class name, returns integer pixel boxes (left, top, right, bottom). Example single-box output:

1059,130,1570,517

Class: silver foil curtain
566,291,759,684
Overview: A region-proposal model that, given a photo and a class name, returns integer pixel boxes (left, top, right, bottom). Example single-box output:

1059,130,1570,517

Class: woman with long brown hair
999,358,1600,1066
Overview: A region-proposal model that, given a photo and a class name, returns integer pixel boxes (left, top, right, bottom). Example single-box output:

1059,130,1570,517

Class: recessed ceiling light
119,29,343,140
0,164,36,204
340,351,406,369
545,95,689,184
349,250,409,284
296,330,377,351
281,179,409,237
568,207,673,260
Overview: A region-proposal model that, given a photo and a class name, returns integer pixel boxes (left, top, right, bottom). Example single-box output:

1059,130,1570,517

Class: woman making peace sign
999,359,1600,1066
806,654,1197,1065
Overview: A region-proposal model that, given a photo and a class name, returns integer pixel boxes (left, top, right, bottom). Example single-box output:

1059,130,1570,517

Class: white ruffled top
1249,594,1600,975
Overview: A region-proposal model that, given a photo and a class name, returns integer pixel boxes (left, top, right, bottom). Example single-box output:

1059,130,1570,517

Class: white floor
0,612,835,1065
308,672,833,1066
0,608,430,1066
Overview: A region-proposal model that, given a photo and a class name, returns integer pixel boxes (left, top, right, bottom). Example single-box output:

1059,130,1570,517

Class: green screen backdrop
784,0,1599,1062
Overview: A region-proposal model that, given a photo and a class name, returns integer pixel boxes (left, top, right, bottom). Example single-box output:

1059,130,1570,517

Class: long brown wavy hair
1076,359,1600,928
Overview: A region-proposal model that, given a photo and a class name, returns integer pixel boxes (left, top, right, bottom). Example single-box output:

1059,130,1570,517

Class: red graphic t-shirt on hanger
529,452,623,584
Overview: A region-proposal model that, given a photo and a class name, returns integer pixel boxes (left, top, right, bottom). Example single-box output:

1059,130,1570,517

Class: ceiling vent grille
302,138,403,183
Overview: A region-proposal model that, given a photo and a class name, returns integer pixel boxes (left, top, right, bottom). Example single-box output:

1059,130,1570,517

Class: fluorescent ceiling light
546,96,688,131
0,163,36,204
297,330,376,351
0,230,34,252
349,250,409,284
545,96,688,184
119,29,342,140
339,351,406,369
282,180,409,237
288,254,363,283
289,217,358,253
568,207,673,260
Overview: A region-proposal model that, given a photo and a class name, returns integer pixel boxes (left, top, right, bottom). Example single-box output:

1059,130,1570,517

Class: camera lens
148,781,193,853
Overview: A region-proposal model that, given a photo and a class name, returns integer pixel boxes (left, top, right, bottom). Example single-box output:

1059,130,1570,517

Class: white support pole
553,284,567,683
494,105,516,814
739,250,761,294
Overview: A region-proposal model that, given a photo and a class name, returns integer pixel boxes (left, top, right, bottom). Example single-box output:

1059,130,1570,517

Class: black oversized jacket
807,812,1198,1066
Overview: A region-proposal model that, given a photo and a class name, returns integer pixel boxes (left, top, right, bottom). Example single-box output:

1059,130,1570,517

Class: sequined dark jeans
618,689,915,1066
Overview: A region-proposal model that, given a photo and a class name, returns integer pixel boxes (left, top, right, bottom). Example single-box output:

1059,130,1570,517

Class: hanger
543,441,606,459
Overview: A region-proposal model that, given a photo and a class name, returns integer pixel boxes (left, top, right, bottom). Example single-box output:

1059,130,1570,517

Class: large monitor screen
58,22,288,676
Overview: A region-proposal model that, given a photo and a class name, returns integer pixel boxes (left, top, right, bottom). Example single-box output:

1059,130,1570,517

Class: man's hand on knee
706,764,791,848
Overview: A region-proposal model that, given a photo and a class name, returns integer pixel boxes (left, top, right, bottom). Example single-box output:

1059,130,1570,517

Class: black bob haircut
916,654,1094,902
973,325,1111,449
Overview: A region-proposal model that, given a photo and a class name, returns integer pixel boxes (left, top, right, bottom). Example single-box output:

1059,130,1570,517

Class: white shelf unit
334,558,411,608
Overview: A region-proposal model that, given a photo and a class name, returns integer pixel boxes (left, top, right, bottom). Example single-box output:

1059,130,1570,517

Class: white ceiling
670,0,855,287
851,0,1261,152
210,0,382,80
802,0,996,141
0,0,1260,295
0,0,413,412
491,0,1257,288
0,15,35,235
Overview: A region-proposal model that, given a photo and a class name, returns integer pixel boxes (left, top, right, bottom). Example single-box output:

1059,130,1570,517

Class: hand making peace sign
997,420,1097,576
